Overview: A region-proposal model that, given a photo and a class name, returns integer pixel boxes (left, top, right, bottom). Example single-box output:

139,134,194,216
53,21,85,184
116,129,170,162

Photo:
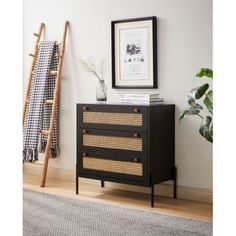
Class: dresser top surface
77,102,174,107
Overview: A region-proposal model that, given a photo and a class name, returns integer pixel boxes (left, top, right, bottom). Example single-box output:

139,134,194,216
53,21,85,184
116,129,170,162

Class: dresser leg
76,164,79,195
101,180,104,188
173,166,177,198
76,177,79,194
151,184,155,207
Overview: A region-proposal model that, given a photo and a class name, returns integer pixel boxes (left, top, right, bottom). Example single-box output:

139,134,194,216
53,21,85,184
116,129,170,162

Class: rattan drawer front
83,134,142,152
83,157,143,176
83,111,142,127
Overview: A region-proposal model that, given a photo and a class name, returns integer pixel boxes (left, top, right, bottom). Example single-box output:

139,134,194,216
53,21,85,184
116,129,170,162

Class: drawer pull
133,133,139,138
83,129,88,134
134,108,140,113
83,106,89,111
134,158,140,163
83,152,88,157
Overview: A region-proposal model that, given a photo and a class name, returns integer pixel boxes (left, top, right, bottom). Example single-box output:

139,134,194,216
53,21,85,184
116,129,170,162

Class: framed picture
111,16,157,89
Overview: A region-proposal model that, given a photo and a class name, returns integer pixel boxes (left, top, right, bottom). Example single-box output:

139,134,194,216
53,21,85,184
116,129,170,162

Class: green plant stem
198,114,204,119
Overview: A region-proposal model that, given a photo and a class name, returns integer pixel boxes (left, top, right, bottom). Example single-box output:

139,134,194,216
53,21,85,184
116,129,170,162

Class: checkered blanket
23,41,59,162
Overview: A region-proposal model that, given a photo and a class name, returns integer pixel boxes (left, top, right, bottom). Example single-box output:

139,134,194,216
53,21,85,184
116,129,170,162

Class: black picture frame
111,16,157,89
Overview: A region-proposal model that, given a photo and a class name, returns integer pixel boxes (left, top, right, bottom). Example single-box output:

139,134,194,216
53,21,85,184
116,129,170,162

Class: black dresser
76,103,176,207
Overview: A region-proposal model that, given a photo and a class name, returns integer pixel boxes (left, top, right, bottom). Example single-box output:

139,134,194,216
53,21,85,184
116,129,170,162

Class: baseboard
23,164,212,203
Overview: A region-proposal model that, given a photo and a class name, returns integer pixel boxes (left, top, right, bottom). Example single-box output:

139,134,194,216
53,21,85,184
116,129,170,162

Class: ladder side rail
23,23,45,125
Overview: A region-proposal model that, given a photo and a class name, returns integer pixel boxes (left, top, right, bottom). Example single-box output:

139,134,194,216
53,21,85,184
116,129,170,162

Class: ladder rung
38,42,61,46
27,99,54,104
44,99,54,104
33,160,44,166
29,53,36,57
56,53,62,59
40,130,50,135
49,70,58,76
33,33,39,37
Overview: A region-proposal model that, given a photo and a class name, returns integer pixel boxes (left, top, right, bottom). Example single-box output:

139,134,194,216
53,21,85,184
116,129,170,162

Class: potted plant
179,68,213,143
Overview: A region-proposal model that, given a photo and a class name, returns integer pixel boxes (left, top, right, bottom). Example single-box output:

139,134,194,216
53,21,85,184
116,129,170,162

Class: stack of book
120,93,164,105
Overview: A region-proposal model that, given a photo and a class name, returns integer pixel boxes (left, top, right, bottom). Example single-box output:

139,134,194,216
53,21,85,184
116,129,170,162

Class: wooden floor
23,173,212,220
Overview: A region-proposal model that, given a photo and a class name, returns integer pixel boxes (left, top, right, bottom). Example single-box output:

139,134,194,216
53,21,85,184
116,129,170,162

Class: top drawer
77,104,148,132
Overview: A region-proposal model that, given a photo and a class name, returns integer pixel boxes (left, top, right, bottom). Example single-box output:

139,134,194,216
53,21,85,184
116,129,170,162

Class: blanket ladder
23,21,69,187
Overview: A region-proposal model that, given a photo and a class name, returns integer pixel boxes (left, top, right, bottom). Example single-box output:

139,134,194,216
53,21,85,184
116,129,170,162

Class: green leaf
203,90,213,114
186,101,203,110
179,110,189,123
187,108,201,115
188,83,209,103
195,68,213,78
188,97,195,106
209,119,213,134
199,116,213,143
192,103,203,110
179,108,200,124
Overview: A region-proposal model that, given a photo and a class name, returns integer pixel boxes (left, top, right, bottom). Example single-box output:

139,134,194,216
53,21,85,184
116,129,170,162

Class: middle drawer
78,128,147,156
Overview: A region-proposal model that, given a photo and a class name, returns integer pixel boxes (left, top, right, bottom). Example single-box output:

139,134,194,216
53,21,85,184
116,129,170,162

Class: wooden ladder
23,21,69,187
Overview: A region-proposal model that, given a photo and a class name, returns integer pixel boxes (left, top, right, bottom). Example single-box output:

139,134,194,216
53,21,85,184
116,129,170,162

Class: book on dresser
76,103,176,207
124,93,160,99
120,97,164,105
120,93,164,105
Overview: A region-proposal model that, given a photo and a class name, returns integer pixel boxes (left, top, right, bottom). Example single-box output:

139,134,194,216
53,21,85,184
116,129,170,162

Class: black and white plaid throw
23,41,59,162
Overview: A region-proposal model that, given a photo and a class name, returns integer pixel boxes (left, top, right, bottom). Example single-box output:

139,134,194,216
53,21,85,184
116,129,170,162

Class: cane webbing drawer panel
83,111,143,127
83,157,143,176
83,134,142,151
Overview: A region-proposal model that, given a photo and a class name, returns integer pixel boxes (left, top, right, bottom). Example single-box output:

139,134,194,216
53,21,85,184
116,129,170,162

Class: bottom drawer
77,152,147,182
83,157,143,176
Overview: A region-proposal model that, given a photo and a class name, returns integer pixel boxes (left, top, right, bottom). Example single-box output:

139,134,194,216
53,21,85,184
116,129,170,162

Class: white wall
23,0,213,190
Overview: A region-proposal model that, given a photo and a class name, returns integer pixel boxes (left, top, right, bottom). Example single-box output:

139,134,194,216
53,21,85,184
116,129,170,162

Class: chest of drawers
76,103,176,207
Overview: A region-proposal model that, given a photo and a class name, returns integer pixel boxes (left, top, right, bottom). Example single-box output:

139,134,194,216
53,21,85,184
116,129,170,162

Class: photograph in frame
111,16,157,88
